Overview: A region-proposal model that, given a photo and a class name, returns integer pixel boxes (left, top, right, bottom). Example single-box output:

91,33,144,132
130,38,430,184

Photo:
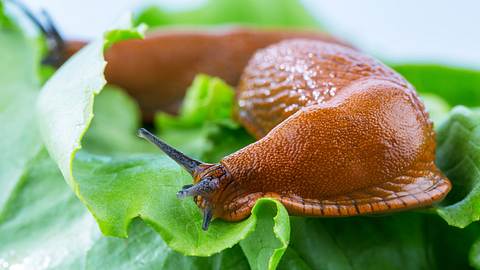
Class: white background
22,0,480,69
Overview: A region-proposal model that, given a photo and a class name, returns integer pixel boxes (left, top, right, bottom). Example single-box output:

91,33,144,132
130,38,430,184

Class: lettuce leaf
86,219,250,270
0,0,43,214
420,93,451,125
37,15,144,190
135,0,320,29
81,86,154,155
286,214,433,269
278,214,480,270
435,107,480,228
394,64,480,107
1,85,252,269
0,5,96,268
0,149,99,269
155,74,253,161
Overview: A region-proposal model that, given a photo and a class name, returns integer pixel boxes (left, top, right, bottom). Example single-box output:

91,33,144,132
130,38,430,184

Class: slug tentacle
177,178,219,199
138,128,202,175
202,207,214,231
138,128,233,230
10,0,65,66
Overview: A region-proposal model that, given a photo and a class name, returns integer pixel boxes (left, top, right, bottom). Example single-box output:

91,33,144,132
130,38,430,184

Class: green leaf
135,0,320,29
240,199,290,270
277,214,479,270
0,1,8,26
0,0,43,211
424,215,480,270
277,248,310,270
435,107,480,228
37,17,145,190
155,74,253,162
420,93,451,125
86,219,250,270
0,150,99,269
284,214,434,269
71,150,289,262
157,74,236,128
82,85,154,155
0,1,14,28
470,235,480,269
394,64,480,107
104,24,146,51
0,8,95,268
0,85,251,269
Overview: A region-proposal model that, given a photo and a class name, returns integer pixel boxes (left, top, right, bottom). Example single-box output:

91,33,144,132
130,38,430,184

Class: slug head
138,128,232,230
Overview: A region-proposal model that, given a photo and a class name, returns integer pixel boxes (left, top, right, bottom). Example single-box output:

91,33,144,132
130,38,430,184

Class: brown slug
19,1,451,231
42,27,348,119
139,39,451,230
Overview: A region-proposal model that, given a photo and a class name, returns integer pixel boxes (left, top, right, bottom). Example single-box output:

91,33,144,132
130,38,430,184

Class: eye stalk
138,128,230,230
10,0,65,67
138,128,202,175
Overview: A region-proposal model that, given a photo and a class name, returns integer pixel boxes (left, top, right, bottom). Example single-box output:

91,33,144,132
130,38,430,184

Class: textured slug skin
212,40,451,221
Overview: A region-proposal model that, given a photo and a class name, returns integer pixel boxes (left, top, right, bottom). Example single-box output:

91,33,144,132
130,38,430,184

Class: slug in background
14,0,348,120
140,39,451,231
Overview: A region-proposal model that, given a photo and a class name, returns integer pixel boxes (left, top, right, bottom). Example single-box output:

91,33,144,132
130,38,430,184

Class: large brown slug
18,1,450,231
139,39,451,230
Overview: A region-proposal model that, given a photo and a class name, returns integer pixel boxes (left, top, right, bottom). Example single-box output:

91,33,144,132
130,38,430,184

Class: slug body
140,39,451,230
